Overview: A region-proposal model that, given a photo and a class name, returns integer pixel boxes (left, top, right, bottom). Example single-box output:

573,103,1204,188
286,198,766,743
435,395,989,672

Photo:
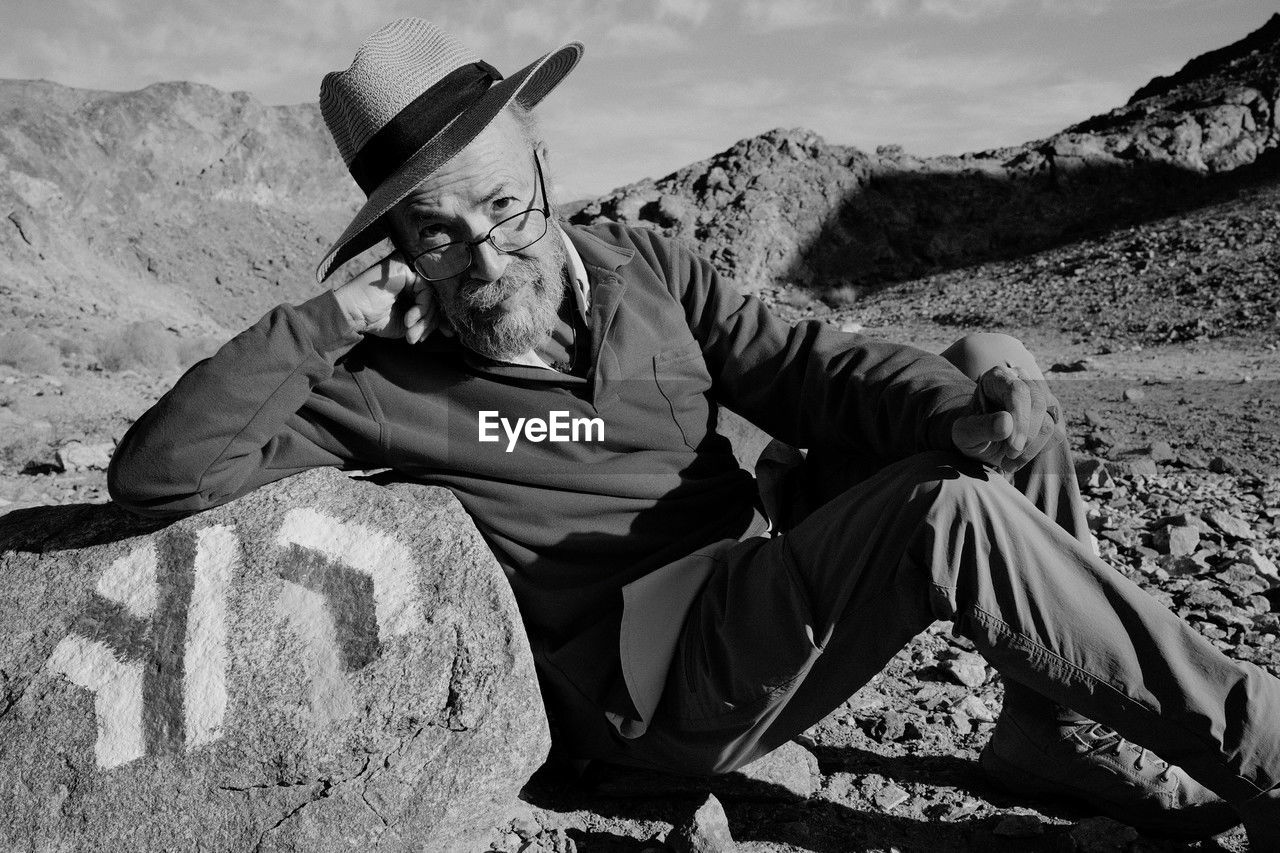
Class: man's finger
981,365,1048,456
954,411,1012,454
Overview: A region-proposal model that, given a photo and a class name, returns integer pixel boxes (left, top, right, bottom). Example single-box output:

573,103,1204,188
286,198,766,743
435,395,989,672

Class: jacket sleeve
641,231,976,459
107,290,384,519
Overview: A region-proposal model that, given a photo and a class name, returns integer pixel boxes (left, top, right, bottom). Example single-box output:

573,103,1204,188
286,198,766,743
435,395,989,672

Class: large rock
0,468,549,852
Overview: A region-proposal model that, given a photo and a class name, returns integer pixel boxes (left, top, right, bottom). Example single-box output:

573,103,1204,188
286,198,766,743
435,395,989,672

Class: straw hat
316,18,583,281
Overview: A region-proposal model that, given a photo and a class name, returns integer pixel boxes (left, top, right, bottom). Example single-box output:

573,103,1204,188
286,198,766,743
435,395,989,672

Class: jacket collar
563,223,635,272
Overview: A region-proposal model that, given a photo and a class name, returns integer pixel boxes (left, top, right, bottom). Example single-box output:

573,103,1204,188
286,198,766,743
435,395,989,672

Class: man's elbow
106,451,206,520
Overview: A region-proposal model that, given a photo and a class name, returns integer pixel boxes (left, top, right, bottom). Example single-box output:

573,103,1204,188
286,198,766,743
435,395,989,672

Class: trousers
588,333,1280,806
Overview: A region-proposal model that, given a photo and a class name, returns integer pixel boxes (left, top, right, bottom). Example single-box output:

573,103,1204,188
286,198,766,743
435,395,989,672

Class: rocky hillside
0,80,361,341
568,14,1280,298
0,15,1277,348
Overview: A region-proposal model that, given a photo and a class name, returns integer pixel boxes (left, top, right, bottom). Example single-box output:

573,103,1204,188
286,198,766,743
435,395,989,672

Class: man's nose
468,238,511,283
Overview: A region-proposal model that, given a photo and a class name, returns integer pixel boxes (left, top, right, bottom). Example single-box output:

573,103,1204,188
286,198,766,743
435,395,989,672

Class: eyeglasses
408,151,551,282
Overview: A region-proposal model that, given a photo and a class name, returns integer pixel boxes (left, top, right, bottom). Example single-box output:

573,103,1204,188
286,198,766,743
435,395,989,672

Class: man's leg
621,449,1280,844
932,334,1237,833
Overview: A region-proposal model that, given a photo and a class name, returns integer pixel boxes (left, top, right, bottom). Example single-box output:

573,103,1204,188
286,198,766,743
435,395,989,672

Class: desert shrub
0,330,60,373
98,321,179,373
56,335,91,359
177,334,227,369
0,416,57,471
823,284,864,309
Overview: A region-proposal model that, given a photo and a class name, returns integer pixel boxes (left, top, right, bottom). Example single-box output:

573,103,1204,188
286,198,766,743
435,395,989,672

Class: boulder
0,468,549,852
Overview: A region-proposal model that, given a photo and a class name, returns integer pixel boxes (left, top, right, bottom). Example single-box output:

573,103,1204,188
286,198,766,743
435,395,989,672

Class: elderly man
108,19,1280,845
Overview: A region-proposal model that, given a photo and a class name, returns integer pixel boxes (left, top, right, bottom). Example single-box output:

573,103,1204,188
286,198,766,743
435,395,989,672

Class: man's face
388,110,565,360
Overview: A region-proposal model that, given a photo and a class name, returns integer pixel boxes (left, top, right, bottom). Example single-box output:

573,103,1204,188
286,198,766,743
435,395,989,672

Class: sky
2,0,1277,199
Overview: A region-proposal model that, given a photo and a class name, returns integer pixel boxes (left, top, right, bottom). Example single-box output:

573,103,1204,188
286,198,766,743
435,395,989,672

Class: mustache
458,259,540,311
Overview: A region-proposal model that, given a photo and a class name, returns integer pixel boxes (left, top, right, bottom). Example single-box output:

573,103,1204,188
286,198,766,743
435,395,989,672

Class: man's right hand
332,253,445,344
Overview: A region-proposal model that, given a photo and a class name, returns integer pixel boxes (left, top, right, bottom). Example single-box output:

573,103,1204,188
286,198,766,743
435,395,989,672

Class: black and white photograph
1,2,1278,851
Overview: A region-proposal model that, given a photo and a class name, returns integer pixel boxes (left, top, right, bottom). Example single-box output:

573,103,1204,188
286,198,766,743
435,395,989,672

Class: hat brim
315,42,583,282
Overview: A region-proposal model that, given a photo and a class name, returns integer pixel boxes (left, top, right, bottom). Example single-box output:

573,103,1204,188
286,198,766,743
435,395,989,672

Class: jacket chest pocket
652,343,713,451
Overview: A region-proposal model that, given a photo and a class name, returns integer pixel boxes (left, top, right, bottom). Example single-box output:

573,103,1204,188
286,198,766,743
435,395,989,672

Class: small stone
1061,816,1139,852
1159,511,1214,535
1222,567,1269,597
872,784,910,811
1148,441,1177,462
839,320,864,334
55,440,115,473
1122,387,1145,402
1183,587,1233,611
1207,606,1255,630
1178,448,1210,468
656,195,688,227
1156,554,1202,576
953,694,995,723
670,795,736,853
1238,548,1280,583
1048,359,1091,373
1154,524,1200,556
993,813,1045,837
734,741,818,799
1126,456,1158,480
845,688,888,713
869,708,909,742
1206,509,1255,540
1209,456,1239,475
511,816,540,841
942,652,989,688
1075,458,1115,490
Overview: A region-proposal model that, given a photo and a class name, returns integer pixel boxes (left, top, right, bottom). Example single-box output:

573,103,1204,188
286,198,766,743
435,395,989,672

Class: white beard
442,235,567,361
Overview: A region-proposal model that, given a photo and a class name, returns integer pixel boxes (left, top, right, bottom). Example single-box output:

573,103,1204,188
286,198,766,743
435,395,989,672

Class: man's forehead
398,117,531,213
399,158,532,215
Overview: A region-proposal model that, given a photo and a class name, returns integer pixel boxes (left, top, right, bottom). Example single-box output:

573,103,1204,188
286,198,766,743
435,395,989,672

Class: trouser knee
941,332,1045,382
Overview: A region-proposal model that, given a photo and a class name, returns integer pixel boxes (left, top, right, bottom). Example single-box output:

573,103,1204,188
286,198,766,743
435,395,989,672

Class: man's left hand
951,364,1060,473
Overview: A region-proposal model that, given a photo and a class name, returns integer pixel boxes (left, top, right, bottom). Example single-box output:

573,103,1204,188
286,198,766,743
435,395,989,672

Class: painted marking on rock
184,525,235,749
276,509,424,639
95,542,158,619
278,543,380,671
46,633,146,769
275,581,356,725
46,527,236,769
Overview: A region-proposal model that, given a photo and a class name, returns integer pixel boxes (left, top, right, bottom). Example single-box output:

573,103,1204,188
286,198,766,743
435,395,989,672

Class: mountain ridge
0,15,1277,347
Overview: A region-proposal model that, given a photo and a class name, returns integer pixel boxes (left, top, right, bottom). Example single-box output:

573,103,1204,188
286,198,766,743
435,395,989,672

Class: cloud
655,0,714,25
1037,0,1205,13
601,20,691,53
739,0,846,31
821,46,1135,156
682,78,793,111
918,0,1012,19
849,48,1042,93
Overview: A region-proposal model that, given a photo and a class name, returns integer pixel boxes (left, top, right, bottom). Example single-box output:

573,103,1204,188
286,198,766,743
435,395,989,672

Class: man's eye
492,196,521,214
419,224,451,244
